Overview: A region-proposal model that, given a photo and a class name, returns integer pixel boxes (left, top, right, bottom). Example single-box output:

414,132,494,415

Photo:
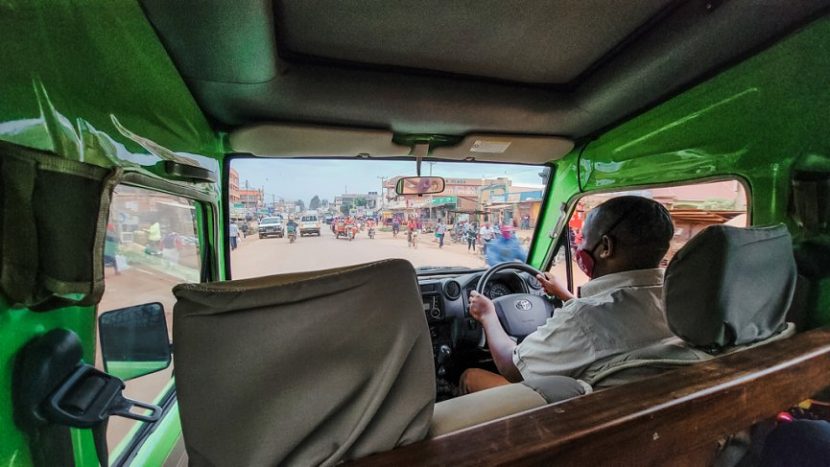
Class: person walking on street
465,222,478,252
479,222,494,255
229,222,239,250
436,220,447,248
407,217,418,249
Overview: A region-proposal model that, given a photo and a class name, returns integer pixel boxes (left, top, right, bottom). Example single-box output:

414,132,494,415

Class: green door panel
0,2,221,465
0,300,96,466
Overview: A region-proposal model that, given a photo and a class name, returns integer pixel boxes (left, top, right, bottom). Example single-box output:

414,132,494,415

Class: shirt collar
580,268,664,298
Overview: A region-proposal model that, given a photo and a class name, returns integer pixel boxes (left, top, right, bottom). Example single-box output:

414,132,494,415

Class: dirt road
232,227,491,278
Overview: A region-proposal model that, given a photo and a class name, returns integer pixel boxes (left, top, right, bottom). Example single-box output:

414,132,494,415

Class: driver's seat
172,259,435,466
580,223,798,388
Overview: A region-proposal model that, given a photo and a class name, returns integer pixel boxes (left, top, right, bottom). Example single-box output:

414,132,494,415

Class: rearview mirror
99,302,172,381
395,176,446,195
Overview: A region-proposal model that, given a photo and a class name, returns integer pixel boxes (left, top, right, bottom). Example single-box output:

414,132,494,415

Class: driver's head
578,196,673,278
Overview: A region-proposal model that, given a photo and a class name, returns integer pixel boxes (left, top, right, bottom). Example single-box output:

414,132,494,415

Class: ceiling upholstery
274,0,672,85
140,0,828,147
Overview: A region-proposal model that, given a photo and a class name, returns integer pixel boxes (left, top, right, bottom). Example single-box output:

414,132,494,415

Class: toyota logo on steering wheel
515,299,532,311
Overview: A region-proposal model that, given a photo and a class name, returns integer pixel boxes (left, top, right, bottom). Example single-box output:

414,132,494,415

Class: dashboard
417,269,546,399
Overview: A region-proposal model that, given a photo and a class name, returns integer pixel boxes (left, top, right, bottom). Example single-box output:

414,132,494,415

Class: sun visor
229,124,410,157
430,135,573,164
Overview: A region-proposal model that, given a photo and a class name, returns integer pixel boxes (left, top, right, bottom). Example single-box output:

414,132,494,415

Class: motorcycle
368,227,375,239
287,225,297,243
335,221,358,240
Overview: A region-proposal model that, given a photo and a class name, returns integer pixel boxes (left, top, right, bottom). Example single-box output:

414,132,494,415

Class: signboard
431,196,457,206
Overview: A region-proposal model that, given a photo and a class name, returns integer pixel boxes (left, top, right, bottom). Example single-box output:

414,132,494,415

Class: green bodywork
0,0,828,464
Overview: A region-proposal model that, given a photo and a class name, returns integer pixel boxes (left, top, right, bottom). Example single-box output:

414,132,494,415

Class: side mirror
99,302,172,381
395,176,446,195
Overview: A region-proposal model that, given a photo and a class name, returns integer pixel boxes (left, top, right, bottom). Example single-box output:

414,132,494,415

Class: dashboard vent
444,281,462,300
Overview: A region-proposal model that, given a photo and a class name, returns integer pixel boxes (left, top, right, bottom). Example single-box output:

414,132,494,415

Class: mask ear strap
589,205,636,251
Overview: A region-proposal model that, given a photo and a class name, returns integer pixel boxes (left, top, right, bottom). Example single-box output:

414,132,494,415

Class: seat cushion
429,376,589,437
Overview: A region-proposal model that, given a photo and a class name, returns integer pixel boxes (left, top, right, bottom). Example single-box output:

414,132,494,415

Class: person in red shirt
407,217,418,249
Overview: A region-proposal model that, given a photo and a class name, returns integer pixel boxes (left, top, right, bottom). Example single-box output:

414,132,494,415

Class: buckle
44,364,161,428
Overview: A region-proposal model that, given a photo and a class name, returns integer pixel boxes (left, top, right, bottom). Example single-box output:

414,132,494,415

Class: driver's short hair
598,195,674,266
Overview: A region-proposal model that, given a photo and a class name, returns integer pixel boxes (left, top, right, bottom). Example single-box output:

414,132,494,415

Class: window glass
550,180,748,293
230,159,549,278
96,185,202,453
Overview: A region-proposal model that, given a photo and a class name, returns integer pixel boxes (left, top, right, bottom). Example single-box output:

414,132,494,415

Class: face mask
572,210,629,279
574,244,597,278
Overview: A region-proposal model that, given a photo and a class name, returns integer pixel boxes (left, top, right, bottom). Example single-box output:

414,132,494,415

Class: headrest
172,259,435,466
664,224,796,350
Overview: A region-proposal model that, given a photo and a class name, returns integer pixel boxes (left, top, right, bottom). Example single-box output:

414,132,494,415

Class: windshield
230,159,549,278
261,217,282,224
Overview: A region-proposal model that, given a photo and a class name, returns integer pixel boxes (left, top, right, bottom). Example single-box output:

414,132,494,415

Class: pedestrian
465,222,477,252
436,220,446,248
407,217,418,249
229,222,239,250
479,222,494,255
162,230,180,266
103,223,120,275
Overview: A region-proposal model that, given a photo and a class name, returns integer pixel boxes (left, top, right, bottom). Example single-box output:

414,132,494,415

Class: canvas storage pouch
0,140,119,310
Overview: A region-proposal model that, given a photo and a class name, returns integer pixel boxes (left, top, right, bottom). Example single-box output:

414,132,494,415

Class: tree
295,199,305,211
340,204,352,216
309,195,320,210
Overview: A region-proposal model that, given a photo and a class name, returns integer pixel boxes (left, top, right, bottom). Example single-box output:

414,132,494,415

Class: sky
233,158,548,204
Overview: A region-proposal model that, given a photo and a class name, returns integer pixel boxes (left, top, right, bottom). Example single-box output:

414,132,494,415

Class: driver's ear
598,235,614,258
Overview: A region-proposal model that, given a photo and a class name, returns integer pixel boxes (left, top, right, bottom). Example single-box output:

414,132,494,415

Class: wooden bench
352,327,830,466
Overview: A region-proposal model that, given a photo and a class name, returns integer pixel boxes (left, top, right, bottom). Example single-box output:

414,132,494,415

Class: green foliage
309,195,320,210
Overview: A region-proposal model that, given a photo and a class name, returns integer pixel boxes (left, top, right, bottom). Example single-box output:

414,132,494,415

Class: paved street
231,227,506,278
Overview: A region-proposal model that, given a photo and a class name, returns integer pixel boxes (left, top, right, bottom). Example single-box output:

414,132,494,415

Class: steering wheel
473,262,557,346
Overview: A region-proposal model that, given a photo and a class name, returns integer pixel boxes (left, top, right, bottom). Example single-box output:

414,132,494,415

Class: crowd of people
386,215,528,265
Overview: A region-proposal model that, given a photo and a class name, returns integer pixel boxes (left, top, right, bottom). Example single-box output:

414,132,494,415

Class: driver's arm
469,291,522,382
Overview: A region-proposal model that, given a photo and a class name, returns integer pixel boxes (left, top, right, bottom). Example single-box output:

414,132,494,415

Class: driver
462,196,675,394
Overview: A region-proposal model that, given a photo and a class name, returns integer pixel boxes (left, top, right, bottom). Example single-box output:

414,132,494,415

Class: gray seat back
172,259,435,466
584,224,797,388
665,224,796,349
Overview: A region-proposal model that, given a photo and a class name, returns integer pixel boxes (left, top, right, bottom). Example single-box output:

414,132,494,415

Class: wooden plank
351,328,830,466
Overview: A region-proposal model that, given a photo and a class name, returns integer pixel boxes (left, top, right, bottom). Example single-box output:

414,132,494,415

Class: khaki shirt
513,268,672,380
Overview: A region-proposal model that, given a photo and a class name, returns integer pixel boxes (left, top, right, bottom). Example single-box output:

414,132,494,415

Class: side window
96,185,202,454
551,180,749,293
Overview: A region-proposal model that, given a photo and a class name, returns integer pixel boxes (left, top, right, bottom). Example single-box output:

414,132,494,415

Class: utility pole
426,162,437,221
377,176,387,209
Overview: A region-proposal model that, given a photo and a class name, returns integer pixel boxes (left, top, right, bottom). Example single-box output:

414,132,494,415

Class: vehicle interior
2,1,830,466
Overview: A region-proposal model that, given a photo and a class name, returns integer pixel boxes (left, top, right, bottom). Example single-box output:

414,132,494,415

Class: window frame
541,175,752,294
103,171,219,465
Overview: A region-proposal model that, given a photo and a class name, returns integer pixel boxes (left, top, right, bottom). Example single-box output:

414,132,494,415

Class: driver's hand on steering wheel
469,290,497,325
536,272,575,301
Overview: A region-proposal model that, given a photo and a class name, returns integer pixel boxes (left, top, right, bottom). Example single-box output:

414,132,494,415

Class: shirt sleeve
512,304,596,380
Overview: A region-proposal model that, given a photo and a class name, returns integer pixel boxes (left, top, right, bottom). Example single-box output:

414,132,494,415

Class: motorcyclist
286,217,298,239
366,218,376,238
392,217,401,237
485,225,526,266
